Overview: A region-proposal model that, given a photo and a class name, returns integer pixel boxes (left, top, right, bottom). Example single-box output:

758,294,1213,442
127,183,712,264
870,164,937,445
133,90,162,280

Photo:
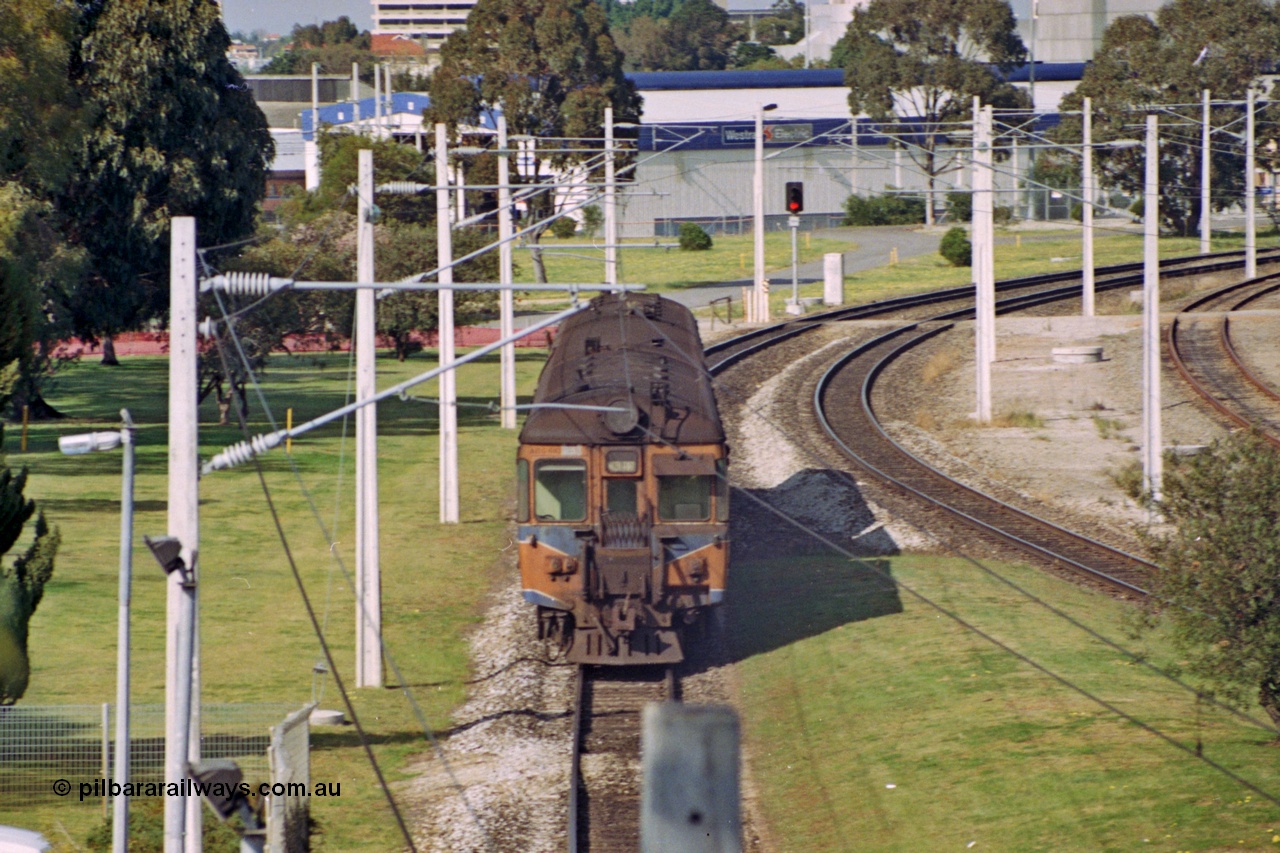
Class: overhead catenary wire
209,288,499,851
635,313,1280,746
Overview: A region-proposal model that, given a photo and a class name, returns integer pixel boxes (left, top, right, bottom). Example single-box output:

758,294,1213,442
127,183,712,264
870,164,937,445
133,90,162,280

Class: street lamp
753,103,778,323
59,410,135,853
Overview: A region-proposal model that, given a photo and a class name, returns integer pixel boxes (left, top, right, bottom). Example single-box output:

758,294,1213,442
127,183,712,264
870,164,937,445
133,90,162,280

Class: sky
219,0,373,38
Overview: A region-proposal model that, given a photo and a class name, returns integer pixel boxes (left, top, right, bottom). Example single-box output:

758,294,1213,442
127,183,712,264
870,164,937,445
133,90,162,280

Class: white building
370,0,476,59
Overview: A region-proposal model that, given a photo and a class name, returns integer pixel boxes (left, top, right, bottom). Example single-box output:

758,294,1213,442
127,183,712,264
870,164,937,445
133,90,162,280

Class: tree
1144,432,1280,730
755,0,804,46
427,0,641,282
261,16,375,79
57,0,274,364
0,465,60,704
832,0,1028,225
616,0,745,71
1057,0,1280,237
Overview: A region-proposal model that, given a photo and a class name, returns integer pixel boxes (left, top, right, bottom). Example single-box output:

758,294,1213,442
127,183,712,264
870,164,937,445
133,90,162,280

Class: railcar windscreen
658,475,712,521
534,459,588,521
606,479,639,515
516,459,530,522
715,459,730,522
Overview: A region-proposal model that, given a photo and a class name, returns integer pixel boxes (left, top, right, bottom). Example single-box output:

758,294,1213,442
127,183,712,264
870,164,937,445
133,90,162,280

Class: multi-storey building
370,0,476,60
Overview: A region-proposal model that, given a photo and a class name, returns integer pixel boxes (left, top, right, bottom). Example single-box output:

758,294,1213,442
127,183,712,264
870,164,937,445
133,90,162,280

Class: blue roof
625,62,1087,92
301,91,502,140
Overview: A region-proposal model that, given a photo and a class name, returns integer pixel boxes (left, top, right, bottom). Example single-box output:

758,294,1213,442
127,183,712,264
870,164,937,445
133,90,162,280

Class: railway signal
785,181,804,214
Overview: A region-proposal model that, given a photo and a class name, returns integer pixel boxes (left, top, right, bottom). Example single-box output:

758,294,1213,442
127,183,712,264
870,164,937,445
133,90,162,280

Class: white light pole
498,114,517,430
1201,89,1212,255
1082,96,1095,317
1143,114,1163,503
753,103,778,323
436,123,460,524
355,149,382,688
59,414,135,853
352,62,360,133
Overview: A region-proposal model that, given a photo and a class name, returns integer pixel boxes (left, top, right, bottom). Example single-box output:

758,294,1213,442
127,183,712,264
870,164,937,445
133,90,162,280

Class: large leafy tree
260,16,376,79
1145,432,1280,730
832,0,1028,224
57,0,273,364
427,0,641,281
1058,0,1280,237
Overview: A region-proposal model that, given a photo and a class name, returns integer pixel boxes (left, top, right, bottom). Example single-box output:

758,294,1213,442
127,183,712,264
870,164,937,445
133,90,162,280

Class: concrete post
973,101,994,423
1082,96,1095,317
1246,89,1257,280
166,217,199,853
641,704,741,853
112,411,134,853
823,252,843,306
1143,115,1163,502
1201,89,1211,255
355,149,382,687
752,107,768,323
497,114,517,430
436,124,460,524
605,106,618,289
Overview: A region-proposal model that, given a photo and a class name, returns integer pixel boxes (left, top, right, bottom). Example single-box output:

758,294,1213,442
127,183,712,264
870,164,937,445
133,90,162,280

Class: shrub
550,216,577,239
946,191,972,223
842,193,926,226
939,226,972,267
994,205,1013,224
678,222,713,251
1070,202,1084,222
580,205,603,237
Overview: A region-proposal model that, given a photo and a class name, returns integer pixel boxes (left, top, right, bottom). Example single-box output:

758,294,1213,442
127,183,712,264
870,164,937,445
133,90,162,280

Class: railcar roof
519,292,725,446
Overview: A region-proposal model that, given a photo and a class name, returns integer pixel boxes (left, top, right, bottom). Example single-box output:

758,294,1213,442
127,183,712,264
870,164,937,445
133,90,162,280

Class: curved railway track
563,246,1280,849
1169,271,1280,445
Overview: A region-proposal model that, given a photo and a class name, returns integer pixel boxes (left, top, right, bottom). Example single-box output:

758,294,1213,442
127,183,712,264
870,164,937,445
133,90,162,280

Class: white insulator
200,272,291,295
377,181,431,195
198,316,217,338
201,431,284,475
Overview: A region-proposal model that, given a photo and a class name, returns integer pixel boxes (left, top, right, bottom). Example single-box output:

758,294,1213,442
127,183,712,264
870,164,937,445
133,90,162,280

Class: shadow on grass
719,468,905,663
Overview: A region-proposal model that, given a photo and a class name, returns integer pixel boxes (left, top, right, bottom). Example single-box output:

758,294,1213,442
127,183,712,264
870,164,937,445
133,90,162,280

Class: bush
677,222,713,251
1070,202,1084,222
939,226,972,267
946,191,972,223
994,204,1013,224
580,205,603,237
550,216,577,239
842,193,926,226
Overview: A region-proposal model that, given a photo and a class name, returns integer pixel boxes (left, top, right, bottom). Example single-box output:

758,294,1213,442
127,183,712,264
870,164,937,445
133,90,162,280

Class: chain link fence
0,702,303,808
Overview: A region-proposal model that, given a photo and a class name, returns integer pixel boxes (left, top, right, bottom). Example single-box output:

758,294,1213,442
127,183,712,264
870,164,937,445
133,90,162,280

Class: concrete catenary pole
1246,88,1257,280
355,149,383,687
1082,96,1095,317
972,100,994,423
1201,89,1212,255
166,217,199,853
352,62,361,133
1143,115,1163,502
497,114,517,430
436,124,460,523
373,64,381,138
306,62,320,190
605,106,619,289
752,104,775,323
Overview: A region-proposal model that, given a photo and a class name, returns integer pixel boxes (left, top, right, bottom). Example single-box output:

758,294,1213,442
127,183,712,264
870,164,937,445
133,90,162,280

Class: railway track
568,665,678,853
1169,271,1280,445
561,247,1279,849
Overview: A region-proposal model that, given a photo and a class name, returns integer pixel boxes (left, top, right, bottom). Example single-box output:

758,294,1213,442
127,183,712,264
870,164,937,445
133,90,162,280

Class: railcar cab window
658,475,712,521
534,459,588,521
517,459,530,522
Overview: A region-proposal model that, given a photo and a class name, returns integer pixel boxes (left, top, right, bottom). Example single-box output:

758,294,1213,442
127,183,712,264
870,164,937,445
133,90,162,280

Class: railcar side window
516,459,530,522
535,459,588,521
606,479,638,515
658,475,712,521
715,459,729,522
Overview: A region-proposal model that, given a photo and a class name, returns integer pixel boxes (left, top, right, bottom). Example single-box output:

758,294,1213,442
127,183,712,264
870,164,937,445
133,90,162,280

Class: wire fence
0,703,302,808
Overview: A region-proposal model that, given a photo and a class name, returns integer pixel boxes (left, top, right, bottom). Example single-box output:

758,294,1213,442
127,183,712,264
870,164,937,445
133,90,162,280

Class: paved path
660,224,941,310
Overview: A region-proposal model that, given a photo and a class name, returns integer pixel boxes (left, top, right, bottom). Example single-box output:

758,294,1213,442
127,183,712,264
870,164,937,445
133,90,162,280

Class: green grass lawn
513,230,855,292
733,552,1280,852
1,349,547,850
767,226,1279,315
